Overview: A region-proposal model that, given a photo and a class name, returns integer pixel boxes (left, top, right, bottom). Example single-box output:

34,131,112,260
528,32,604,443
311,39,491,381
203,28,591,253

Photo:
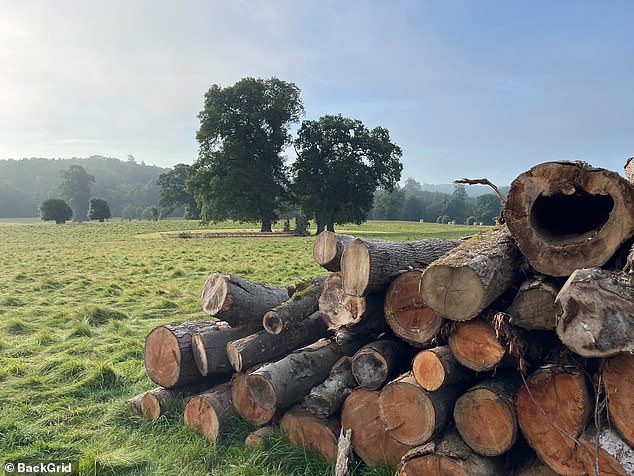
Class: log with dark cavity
313,231,356,272
341,387,412,467
192,323,260,376
378,372,464,447
183,382,235,442
341,237,461,297
262,275,326,335
398,427,505,476
420,225,522,321
246,337,366,411
555,267,634,357
453,373,522,456
226,310,330,372
412,345,476,392
503,160,634,277
351,336,410,390
280,406,341,463
144,320,227,388
201,273,290,326
384,269,444,346
304,357,356,419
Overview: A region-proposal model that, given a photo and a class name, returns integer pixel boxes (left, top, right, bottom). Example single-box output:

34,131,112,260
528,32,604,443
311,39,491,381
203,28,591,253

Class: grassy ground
0,219,487,475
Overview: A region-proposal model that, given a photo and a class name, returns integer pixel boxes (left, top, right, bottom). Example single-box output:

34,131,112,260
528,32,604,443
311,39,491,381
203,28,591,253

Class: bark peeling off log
504,160,634,277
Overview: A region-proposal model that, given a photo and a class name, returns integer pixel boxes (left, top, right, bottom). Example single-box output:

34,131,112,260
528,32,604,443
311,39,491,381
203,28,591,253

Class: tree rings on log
384,269,444,346
183,382,235,442
448,319,508,372
313,231,356,272
602,353,634,447
412,345,476,392
504,160,634,277
230,367,277,426
280,406,340,463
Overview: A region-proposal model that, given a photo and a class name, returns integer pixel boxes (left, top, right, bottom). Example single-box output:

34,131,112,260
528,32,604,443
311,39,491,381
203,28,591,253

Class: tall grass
0,219,487,474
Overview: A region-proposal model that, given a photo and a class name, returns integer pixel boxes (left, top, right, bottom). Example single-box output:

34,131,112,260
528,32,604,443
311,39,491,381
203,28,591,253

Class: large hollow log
262,275,326,335
555,267,634,357
508,278,561,330
453,374,522,456
504,160,634,277
412,345,476,392
246,338,365,411
378,372,464,447
280,406,341,463
230,367,277,426
341,387,413,467
420,226,522,321
144,320,222,388
399,428,505,476
304,357,356,419
384,269,444,346
447,317,512,372
183,382,235,442
601,353,634,447
313,231,356,272
351,336,409,390
226,310,330,372
341,237,461,297
515,365,592,476
575,426,634,476
192,323,260,376
201,273,290,326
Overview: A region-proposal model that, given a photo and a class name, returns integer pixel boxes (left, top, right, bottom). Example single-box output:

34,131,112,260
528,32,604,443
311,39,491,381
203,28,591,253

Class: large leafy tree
88,198,112,222
39,198,73,224
292,114,403,233
475,193,503,225
188,77,304,232
157,164,199,219
58,165,95,222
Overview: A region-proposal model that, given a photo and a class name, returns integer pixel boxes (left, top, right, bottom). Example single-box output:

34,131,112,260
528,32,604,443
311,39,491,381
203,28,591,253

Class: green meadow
0,219,487,475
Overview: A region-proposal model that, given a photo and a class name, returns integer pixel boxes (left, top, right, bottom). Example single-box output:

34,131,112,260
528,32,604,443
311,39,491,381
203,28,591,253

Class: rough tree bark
601,353,634,447
341,237,461,296
412,345,476,392
144,320,222,388
183,382,235,442
420,226,521,321
384,269,444,346
280,406,340,463
515,365,592,475
555,267,634,357
226,310,329,372
351,337,409,390
453,374,522,456
304,357,356,419
378,372,464,447
263,276,325,335
341,387,412,467
508,278,561,330
313,231,356,272
398,428,505,476
191,323,260,376
201,273,290,326
246,338,366,410
503,160,634,277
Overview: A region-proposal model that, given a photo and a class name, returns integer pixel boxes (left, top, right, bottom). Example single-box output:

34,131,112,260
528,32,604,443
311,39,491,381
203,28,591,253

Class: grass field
0,219,487,475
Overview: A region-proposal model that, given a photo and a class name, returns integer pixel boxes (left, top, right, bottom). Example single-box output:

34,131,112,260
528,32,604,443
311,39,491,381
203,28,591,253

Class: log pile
127,160,634,476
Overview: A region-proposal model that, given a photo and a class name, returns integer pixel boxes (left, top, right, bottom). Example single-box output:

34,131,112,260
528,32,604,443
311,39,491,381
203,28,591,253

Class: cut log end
280,407,339,463
184,395,221,441
412,351,446,391
454,388,516,456
448,321,506,372
140,392,162,420
201,272,229,316
230,372,276,426
602,353,634,447
144,326,181,388
400,454,471,476
352,352,389,390
192,333,209,376
262,310,283,335
226,343,243,372
313,231,355,271
340,239,371,296
246,373,277,410
420,265,485,321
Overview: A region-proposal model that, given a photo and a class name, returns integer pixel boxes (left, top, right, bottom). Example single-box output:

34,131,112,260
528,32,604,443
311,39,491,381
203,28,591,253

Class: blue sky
0,1,632,184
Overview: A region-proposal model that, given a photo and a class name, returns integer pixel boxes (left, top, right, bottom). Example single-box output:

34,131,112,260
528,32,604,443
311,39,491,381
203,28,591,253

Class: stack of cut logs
127,161,634,476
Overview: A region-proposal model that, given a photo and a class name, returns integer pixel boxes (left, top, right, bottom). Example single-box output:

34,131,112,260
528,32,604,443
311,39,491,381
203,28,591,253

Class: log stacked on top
127,160,634,476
